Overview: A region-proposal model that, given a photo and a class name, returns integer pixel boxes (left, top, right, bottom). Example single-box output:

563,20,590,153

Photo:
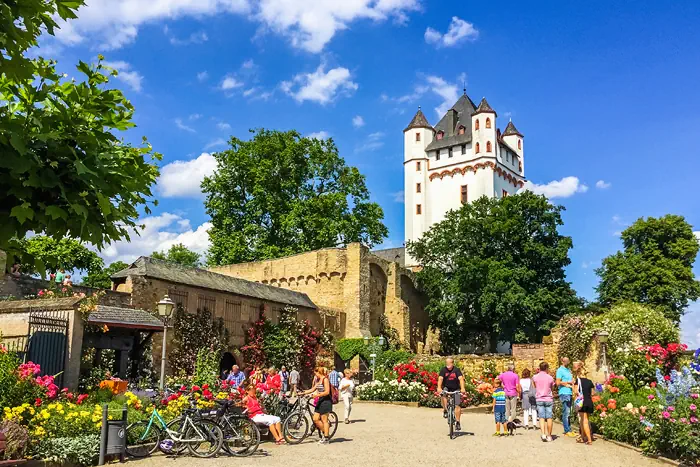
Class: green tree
596,215,700,323
407,192,580,353
19,235,103,275
81,261,129,289
1,1,161,272
151,243,201,268
202,129,388,265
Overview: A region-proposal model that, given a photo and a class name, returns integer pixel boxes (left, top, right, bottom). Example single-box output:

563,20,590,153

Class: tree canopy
408,191,580,353
19,235,103,276
596,214,700,323
1,0,160,272
152,243,201,268
81,260,129,289
202,129,388,265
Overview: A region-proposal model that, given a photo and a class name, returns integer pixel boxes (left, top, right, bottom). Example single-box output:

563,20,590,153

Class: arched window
518,139,521,149
458,126,465,135
436,131,444,140
416,132,421,142
474,119,480,130
475,142,480,153
486,141,492,152
485,118,491,129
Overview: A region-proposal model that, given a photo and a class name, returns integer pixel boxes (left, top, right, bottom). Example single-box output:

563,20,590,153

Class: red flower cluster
642,343,687,373
394,361,438,392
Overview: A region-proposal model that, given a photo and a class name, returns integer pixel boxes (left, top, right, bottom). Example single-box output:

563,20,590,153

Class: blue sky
39,1,700,346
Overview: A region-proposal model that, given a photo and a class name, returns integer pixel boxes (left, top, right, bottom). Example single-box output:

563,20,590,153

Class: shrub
32,434,100,466
0,420,29,460
616,351,658,392
600,409,650,447
170,307,229,375
356,380,426,402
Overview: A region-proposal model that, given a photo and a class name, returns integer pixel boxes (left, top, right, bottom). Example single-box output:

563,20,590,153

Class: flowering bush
356,379,427,402
394,361,438,392
642,343,687,375
692,349,700,378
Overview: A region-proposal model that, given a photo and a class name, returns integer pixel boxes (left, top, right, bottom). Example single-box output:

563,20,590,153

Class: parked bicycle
282,394,338,444
207,399,260,457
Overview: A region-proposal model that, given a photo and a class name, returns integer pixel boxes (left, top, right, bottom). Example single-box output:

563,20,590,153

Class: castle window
486,118,491,129
435,150,441,161
461,144,466,154
506,152,510,162
458,126,465,135
460,185,468,204
502,190,508,198
519,162,522,172
475,142,480,153
518,139,521,149
416,204,422,215
416,132,421,142
416,183,421,193
475,119,480,130
487,141,492,152
416,161,421,171
436,131,444,140
448,148,453,158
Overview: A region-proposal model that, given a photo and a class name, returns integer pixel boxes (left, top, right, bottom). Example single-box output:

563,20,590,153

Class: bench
0,432,27,467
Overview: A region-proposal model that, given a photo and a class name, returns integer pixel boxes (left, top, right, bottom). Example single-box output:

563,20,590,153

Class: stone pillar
343,243,369,337
64,308,84,390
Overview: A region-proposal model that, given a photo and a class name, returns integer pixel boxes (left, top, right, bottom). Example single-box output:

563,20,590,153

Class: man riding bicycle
436,357,467,432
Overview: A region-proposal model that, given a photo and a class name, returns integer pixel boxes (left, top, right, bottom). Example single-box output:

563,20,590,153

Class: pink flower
691,394,699,400
690,404,697,411
662,411,671,419
667,406,675,412
647,395,655,401
77,394,89,405
681,418,687,423
691,416,698,424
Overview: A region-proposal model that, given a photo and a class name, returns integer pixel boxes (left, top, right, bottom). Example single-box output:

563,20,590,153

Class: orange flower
592,395,601,403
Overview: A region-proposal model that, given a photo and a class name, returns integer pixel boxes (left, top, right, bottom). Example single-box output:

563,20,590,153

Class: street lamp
598,330,610,381
363,335,385,381
157,294,175,390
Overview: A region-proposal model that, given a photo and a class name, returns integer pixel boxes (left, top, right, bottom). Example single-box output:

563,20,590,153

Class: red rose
192,385,201,391
35,398,42,407
664,375,670,381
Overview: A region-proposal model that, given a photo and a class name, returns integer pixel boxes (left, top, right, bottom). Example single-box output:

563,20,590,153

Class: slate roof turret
503,120,523,137
474,97,496,116
403,107,433,132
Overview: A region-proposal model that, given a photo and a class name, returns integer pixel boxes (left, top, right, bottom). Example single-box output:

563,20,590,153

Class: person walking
225,364,246,389
532,361,555,442
492,379,507,436
339,368,355,424
556,357,576,438
302,367,332,444
329,368,341,390
280,366,289,393
574,363,595,445
289,368,300,396
497,363,521,423
520,368,538,429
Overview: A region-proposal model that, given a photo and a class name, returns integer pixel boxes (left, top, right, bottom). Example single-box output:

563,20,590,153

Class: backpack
331,385,339,404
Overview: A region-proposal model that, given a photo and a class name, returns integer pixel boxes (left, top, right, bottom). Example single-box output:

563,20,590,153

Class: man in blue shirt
329,368,341,389
556,357,576,437
226,364,245,389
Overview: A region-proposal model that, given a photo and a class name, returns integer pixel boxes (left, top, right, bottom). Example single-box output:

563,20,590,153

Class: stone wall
208,243,429,352
0,274,131,307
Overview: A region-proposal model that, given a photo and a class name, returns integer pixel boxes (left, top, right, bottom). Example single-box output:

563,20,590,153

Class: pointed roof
473,97,496,116
425,93,478,151
503,120,523,137
403,107,433,132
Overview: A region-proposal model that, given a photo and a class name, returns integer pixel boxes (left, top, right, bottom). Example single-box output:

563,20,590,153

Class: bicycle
125,398,223,458
282,394,338,444
442,389,460,439
208,399,260,457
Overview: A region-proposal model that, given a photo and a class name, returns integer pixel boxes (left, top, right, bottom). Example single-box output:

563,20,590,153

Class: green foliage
32,434,100,466
601,409,650,447
0,347,20,410
642,398,700,464
596,215,700,323
170,307,229,376
408,191,580,352
376,350,414,371
151,243,201,268
81,261,129,289
193,348,220,388
616,351,658,392
0,54,161,269
335,338,366,361
0,420,28,460
203,129,388,265
557,302,679,367
17,236,104,276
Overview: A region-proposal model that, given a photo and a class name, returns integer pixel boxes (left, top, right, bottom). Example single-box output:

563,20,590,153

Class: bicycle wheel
448,405,455,439
222,417,260,457
164,417,188,455
327,411,338,439
283,412,309,444
185,419,223,458
125,420,161,458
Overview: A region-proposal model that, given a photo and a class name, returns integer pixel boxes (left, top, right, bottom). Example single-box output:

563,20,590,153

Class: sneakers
344,419,350,424
541,435,547,442
546,436,553,442
318,437,329,445
565,432,578,438
493,432,502,437
455,422,461,431
443,410,448,419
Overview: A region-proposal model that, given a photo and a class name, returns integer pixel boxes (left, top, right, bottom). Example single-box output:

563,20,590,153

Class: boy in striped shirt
492,379,507,436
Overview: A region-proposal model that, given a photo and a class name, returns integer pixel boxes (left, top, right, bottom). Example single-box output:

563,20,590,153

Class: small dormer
457,124,465,135
436,130,444,140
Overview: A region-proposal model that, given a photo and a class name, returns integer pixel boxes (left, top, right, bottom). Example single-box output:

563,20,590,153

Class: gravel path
131,403,666,467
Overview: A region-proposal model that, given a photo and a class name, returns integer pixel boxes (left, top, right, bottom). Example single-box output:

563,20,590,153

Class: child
242,384,285,445
63,274,73,287
492,379,507,436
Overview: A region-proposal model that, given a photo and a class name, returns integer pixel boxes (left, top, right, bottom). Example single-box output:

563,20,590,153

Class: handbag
574,378,584,410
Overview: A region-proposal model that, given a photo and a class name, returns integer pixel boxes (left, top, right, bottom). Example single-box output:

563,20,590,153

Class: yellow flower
80,411,89,417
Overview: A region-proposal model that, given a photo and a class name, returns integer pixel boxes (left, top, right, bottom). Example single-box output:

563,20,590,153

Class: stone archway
368,263,388,336
401,273,429,351
219,351,236,379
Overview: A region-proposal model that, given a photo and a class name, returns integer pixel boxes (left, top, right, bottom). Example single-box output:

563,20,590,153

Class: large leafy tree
596,215,700,323
81,261,129,289
151,243,201,268
1,0,161,272
408,192,580,353
202,129,388,265
19,235,103,275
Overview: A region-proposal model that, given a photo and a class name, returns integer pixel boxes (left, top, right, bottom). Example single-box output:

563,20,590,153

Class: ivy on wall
170,307,230,376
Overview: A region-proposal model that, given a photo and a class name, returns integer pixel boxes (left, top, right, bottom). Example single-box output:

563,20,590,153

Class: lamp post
598,330,610,381
157,294,175,390
363,335,386,381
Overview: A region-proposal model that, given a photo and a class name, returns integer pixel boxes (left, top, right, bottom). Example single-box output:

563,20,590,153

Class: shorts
315,398,333,414
494,411,507,423
443,391,461,406
536,401,553,420
251,414,281,426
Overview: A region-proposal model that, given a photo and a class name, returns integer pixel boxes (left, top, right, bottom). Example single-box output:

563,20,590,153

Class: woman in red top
242,384,285,445
266,367,282,392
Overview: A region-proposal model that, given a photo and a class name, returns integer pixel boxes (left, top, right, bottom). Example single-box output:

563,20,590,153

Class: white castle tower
403,91,527,267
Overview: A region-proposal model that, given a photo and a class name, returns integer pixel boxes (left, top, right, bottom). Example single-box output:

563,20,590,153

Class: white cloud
100,213,211,265
174,118,195,133
241,59,255,69
158,153,217,198
425,75,460,117
242,87,272,101
281,64,358,105
101,60,143,91
596,180,612,189
352,115,365,128
204,138,227,150
307,131,330,140
694,231,700,241
425,17,478,47
520,176,589,199
217,122,232,131
392,191,404,203
169,30,208,45
355,131,384,153
680,302,700,348
220,75,243,91
189,113,202,120
197,71,209,82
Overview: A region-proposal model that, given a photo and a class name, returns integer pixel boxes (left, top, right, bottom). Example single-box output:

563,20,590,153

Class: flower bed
356,380,427,402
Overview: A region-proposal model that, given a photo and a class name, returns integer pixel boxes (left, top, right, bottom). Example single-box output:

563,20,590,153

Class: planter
98,380,127,394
